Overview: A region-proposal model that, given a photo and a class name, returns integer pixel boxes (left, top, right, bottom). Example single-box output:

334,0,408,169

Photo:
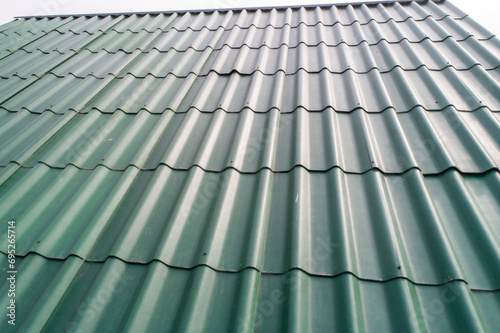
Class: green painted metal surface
1,254,499,333
1,165,500,290
1,107,500,173
0,0,499,331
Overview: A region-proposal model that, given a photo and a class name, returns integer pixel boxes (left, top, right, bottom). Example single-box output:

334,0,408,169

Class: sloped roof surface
0,0,499,332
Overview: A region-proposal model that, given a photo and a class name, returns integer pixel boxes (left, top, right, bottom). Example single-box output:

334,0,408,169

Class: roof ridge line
13,0,432,20
6,13,456,35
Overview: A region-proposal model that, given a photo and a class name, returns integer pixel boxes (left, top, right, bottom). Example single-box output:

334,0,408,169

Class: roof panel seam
11,34,496,55
2,161,500,176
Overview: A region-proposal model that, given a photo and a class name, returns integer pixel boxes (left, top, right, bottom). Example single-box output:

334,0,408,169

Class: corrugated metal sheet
1,253,499,333
2,67,500,113
1,164,500,289
1,0,500,331
2,36,500,79
1,1,470,35
1,107,500,173
4,16,494,55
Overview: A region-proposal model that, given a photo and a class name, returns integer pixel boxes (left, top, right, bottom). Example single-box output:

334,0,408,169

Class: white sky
0,0,499,35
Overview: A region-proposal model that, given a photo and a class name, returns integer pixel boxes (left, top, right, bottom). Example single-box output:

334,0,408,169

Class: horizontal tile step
1,107,500,174
1,165,499,289
0,253,498,332
1,36,499,79
2,66,500,113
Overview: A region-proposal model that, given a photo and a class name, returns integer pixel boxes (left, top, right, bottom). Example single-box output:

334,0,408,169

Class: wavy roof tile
0,0,499,332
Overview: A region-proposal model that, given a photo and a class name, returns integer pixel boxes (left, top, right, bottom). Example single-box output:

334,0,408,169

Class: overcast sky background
1,0,499,35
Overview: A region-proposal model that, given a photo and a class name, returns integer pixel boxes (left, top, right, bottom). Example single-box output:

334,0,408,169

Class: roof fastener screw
203,252,207,255
37,240,40,243
397,265,401,269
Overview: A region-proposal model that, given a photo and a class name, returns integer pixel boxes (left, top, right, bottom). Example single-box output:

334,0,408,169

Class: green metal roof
2,254,500,332
0,0,499,331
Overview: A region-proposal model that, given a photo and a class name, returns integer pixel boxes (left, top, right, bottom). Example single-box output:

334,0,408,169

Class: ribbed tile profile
1,253,498,333
2,37,499,79
1,107,500,173
2,67,500,114
0,1,499,332
3,16,493,55
1,164,500,289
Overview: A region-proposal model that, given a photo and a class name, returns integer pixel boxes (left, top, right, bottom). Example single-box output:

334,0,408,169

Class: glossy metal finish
0,253,498,333
1,107,500,173
0,1,499,332
1,164,500,290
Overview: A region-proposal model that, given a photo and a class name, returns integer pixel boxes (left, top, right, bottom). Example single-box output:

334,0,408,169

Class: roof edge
14,0,436,20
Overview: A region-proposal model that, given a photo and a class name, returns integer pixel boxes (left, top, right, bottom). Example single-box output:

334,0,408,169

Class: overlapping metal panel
0,0,499,332
1,254,499,333
2,37,499,79
1,107,500,173
1,164,500,289
2,67,500,113
3,16,494,55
